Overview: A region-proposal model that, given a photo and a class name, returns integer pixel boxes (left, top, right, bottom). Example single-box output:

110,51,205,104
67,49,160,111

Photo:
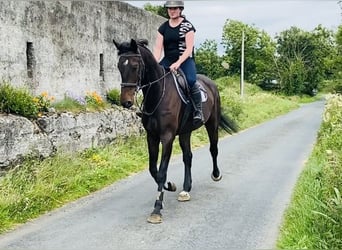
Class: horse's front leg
147,133,160,184
147,134,175,224
178,132,192,202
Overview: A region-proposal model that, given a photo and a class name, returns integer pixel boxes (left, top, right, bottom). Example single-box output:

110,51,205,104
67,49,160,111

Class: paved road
0,101,325,250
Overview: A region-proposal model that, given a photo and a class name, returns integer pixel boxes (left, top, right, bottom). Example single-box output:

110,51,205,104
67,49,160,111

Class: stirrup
193,111,203,124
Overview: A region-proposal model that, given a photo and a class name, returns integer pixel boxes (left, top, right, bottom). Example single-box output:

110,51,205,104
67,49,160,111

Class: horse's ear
113,39,120,50
130,39,138,53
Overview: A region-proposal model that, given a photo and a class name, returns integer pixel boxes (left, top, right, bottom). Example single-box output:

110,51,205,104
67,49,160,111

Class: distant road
0,101,325,249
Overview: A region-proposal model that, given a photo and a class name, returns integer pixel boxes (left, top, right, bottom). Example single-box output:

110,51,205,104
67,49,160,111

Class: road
0,101,325,249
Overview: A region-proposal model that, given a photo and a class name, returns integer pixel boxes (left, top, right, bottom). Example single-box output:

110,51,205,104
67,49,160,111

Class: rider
153,0,203,124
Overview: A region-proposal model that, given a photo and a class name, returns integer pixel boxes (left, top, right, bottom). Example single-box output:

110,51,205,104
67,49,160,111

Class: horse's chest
142,111,175,133
143,117,159,132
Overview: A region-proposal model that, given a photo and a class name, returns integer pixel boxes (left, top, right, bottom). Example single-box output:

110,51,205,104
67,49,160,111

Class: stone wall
0,108,144,170
0,1,166,170
0,1,165,100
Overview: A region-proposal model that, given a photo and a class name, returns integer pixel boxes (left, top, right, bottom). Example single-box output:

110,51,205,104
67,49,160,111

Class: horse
113,38,238,224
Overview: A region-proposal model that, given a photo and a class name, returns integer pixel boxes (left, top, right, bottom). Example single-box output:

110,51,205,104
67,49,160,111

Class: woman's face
167,7,181,19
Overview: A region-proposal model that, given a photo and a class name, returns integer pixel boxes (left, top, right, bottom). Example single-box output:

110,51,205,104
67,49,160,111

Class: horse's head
113,39,146,108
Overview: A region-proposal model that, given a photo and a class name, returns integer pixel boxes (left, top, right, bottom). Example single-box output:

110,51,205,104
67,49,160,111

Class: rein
138,67,169,116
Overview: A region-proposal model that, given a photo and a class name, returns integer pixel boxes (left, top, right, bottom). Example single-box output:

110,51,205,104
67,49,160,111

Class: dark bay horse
113,38,238,224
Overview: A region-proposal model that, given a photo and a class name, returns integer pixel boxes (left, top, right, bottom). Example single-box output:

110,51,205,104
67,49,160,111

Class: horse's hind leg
205,121,222,181
178,133,192,201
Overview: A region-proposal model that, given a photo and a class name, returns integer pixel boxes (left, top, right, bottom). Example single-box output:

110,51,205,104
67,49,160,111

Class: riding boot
190,83,203,124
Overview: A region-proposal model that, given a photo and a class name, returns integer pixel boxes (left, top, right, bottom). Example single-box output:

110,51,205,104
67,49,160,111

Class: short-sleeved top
158,18,196,63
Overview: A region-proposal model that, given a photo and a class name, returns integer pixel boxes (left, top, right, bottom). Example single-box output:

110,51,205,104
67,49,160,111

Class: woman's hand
170,61,181,73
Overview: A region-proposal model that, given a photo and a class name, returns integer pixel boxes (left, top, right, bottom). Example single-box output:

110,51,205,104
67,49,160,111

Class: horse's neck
141,60,166,108
143,56,165,86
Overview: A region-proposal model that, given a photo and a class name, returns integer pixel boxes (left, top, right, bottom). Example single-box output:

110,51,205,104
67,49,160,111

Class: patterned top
158,18,196,63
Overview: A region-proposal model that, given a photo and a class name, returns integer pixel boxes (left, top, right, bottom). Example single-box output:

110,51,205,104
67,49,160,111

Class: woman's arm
153,32,164,62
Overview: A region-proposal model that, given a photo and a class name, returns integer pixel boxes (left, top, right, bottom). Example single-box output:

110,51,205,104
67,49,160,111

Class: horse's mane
116,38,151,56
135,39,159,67
114,38,163,81
136,39,148,47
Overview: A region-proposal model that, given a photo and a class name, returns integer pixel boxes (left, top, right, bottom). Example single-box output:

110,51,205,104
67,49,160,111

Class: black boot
190,83,203,124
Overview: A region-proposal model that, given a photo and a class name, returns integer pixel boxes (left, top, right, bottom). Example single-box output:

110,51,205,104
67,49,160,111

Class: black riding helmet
164,0,184,10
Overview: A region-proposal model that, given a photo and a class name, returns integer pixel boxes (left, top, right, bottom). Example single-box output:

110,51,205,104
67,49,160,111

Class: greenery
195,40,226,80
0,79,308,234
0,136,148,232
277,94,342,249
52,95,87,113
221,19,276,86
0,84,117,118
143,3,167,18
106,88,121,105
217,21,340,96
275,25,337,96
0,82,38,118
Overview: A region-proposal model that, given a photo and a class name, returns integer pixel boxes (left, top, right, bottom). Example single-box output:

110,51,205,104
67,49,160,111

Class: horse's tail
219,113,239,134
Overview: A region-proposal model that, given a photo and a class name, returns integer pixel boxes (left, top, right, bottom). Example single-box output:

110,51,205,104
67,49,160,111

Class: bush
106,88,121,105
0,82,38,118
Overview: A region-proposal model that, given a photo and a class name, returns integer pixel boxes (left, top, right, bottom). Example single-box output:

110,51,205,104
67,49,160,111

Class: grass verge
277,94,342,249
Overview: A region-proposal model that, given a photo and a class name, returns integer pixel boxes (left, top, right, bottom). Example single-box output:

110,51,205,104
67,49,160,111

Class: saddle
170,69,207,132
171,69,207,104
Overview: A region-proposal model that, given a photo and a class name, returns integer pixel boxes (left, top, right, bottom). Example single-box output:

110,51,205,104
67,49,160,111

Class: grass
277,94,342,249
0,137,148,232
0,79,321,234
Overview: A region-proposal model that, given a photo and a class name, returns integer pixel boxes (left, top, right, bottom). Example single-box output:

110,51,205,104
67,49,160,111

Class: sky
125,1,341,53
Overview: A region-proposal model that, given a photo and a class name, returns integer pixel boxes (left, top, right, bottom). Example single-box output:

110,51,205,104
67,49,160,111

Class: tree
221,19,276,86
195,39,226,79
330,24,342,93
276,26,336,95
143,3,168,18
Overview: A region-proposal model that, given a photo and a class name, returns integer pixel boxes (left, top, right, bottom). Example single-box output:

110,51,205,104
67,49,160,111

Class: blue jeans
159,57,197,88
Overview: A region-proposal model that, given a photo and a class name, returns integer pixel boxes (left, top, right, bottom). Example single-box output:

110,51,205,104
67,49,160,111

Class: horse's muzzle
121,101,133,108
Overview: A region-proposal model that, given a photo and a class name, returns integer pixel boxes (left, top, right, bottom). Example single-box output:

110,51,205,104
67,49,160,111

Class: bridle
118,49,172,115
119,53,145,89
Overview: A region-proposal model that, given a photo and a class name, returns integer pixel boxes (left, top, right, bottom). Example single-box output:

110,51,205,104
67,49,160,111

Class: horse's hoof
177,191,191,202
166,182,177,192
211,173,222,182
147,213,162,224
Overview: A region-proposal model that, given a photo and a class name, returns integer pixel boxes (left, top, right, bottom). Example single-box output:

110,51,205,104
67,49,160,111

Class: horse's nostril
122,101,133,108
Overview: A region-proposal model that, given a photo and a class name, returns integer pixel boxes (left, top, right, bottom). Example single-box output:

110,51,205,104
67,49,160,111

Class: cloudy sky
125,1,341,52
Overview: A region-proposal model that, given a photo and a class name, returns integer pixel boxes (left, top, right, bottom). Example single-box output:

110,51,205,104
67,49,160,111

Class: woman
153,0,203,124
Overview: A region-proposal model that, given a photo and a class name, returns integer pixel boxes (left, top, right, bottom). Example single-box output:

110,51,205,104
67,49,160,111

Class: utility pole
240,30,245,97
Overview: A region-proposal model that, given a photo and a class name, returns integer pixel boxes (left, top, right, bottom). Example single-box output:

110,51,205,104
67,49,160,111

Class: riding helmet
164,0,184,8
